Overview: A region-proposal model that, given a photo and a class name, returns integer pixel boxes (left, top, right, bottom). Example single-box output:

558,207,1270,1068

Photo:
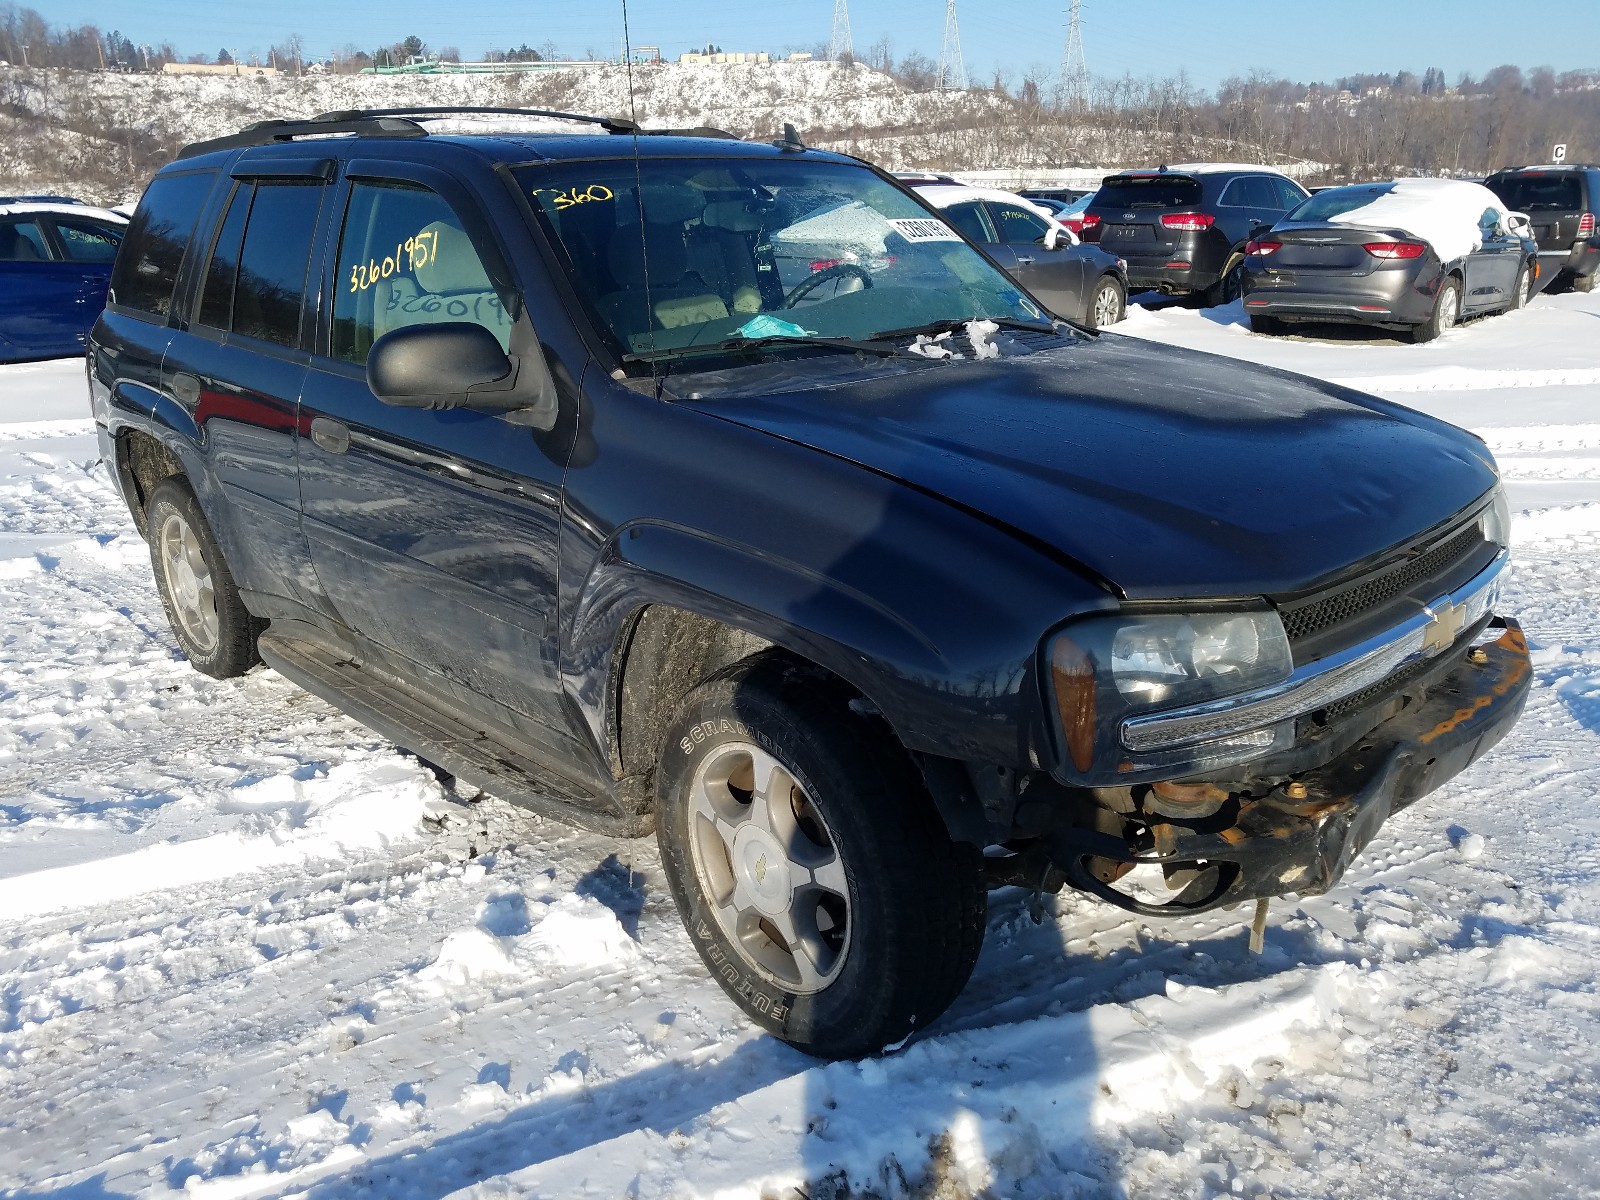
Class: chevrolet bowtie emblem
1422,600,1466,653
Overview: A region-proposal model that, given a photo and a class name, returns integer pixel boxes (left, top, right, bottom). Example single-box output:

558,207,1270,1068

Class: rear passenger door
1464,207,1521,309
159,157,330,614
0,215,84,358
296,163,580,762
46,215,124,343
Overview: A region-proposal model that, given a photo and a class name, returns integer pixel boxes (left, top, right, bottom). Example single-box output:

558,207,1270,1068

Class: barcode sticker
887,217,963,243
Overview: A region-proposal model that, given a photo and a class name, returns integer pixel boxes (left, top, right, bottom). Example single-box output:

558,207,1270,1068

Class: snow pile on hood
1327,178,1509,264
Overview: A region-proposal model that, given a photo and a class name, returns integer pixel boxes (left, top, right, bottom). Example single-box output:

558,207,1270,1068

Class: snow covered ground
4,291,1600,1198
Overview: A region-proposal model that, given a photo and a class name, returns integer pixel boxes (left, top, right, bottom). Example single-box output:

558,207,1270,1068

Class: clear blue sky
33,0,1600,92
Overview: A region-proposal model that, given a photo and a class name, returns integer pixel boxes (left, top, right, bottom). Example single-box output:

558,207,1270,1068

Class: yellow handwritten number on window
348,227,443,293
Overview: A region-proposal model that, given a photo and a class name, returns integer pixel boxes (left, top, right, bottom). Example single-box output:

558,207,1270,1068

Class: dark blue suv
90,110,1528,1057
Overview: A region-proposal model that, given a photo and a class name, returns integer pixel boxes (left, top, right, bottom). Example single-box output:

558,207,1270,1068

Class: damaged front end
1006,510,1531,917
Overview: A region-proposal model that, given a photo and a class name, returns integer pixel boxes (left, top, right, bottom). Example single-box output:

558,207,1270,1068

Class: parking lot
3,284,1598,1197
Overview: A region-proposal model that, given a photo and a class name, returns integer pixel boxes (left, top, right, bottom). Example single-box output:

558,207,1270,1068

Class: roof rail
175,106,743,160
0,194,87,205
324,106,742,139
176,115,429,159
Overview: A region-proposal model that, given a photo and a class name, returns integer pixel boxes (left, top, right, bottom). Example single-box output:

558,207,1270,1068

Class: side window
1272,177,1309,211
331,180,510,365
0,218,50,261
989,203,1051,244
51,218,123,263
1218,179,1248,208
197,181,252,331
231,181,324,347
1479,208,1503,237
942,201,994,243
109,172,215,319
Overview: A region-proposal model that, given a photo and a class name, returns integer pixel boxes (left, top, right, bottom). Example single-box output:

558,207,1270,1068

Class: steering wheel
782,262,874,308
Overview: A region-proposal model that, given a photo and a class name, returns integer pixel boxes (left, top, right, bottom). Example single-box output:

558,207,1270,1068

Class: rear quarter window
1093,178,1202,209
110,171,217,319
1486,174,1582,212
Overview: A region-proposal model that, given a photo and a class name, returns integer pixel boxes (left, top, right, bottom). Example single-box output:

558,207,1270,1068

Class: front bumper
1048,620,1531,916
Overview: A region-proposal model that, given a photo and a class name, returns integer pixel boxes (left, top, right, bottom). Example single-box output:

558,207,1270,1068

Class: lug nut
1284,781,1308,800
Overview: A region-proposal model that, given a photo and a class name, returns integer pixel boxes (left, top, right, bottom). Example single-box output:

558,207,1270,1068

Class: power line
937,0,966,91
1060,0,1088,107
828,0,852,62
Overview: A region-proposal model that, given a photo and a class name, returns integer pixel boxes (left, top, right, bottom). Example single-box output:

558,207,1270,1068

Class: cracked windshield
515,158,1049,361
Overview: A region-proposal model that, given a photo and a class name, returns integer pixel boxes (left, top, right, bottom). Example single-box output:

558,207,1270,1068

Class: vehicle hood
683,334,1498,600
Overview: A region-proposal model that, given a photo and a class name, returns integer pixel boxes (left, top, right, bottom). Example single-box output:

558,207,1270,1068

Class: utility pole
141,44,149,71
828,0,852,63
19,44,27,68
1059,0,1089,108
937,0,966,91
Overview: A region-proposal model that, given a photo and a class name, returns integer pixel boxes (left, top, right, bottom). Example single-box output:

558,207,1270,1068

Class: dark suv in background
1483,164,1600,292
1082,165,1309,304
90,110,1528,1059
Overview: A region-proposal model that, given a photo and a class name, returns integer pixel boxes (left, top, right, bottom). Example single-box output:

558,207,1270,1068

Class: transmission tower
829,0,853,62
937,0,967,91
1060,0,1089,107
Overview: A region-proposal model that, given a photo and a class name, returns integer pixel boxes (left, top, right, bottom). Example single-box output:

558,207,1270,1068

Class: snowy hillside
0,63,1319,204
4,290,1600,1196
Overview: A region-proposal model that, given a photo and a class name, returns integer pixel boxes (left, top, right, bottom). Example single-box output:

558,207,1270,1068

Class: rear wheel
1200,258,1245,307
1249,314,1285,336
655,654,986,1059
146,478,263,678
1085,276,1125,328
1411,276,1461,343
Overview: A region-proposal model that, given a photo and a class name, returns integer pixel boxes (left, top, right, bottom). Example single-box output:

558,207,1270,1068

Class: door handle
170,373,200,405
309,416,350,455
1015,255,1035,266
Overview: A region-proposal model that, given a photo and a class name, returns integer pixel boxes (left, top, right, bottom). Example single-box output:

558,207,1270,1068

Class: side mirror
368,322,525,412
1042,224,1062,251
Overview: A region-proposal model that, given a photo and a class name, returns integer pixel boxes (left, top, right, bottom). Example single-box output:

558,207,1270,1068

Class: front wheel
1506,265,1531,312
1085,276,1126,329
1411,276,1461,343
146,478,263,678
655,655,986,1059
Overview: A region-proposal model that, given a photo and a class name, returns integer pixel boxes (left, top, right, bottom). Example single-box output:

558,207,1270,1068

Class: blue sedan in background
0,198,128,362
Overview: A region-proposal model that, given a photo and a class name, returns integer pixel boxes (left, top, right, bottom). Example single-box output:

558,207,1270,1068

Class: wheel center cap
731,824,791,917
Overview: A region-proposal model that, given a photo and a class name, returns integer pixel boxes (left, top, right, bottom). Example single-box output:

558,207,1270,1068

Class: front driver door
1465,208,1521,309
982,200,1086,319
0,217,84,359
296,164,586,765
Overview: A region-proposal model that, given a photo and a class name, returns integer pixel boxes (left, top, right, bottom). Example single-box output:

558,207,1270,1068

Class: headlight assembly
1049,608,1293,780
1479,485,1511,549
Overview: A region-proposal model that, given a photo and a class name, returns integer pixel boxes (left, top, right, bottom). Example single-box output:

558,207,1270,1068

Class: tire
655,654,986,1059
1249,314,1284,336
1506,265,1531,312
1411,276,1461,343
145,478,264,678
1085,276,1125,329
1200,258,1245,307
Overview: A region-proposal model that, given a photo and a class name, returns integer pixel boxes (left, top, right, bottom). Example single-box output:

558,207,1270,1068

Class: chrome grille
1280,523,1484,646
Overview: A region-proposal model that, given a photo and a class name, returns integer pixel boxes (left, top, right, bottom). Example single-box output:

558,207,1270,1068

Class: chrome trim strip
1120,551,1507,754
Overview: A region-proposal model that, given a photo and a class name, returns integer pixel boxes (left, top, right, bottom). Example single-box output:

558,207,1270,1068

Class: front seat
0,226,43,262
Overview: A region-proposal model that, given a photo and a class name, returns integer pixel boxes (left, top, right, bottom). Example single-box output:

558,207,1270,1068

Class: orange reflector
1050,637,1097,773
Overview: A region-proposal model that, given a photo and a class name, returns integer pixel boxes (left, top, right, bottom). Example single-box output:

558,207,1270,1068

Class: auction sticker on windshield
887,217,964,243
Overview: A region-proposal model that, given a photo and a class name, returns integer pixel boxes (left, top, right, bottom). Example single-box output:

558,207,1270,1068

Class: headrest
608,221,689,287
0,226,41,261
637,186,706,226
702,200,764,232
412,221,495,295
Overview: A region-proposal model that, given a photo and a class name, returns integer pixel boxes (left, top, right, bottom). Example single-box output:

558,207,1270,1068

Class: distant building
163,62,279,77
678,51,770,65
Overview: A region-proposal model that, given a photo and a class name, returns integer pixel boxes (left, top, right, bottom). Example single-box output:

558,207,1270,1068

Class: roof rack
0,194,87,205
176,106,741,160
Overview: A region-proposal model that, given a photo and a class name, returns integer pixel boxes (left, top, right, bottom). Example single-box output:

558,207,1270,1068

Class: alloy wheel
688,741,851,994
157,511,220,655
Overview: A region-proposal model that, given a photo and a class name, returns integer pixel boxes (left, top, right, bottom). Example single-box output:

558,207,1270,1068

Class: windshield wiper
623,335,918,364
867,316,1058,342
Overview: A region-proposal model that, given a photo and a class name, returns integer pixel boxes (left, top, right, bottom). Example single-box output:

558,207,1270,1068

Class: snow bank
1327,178,1509,264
